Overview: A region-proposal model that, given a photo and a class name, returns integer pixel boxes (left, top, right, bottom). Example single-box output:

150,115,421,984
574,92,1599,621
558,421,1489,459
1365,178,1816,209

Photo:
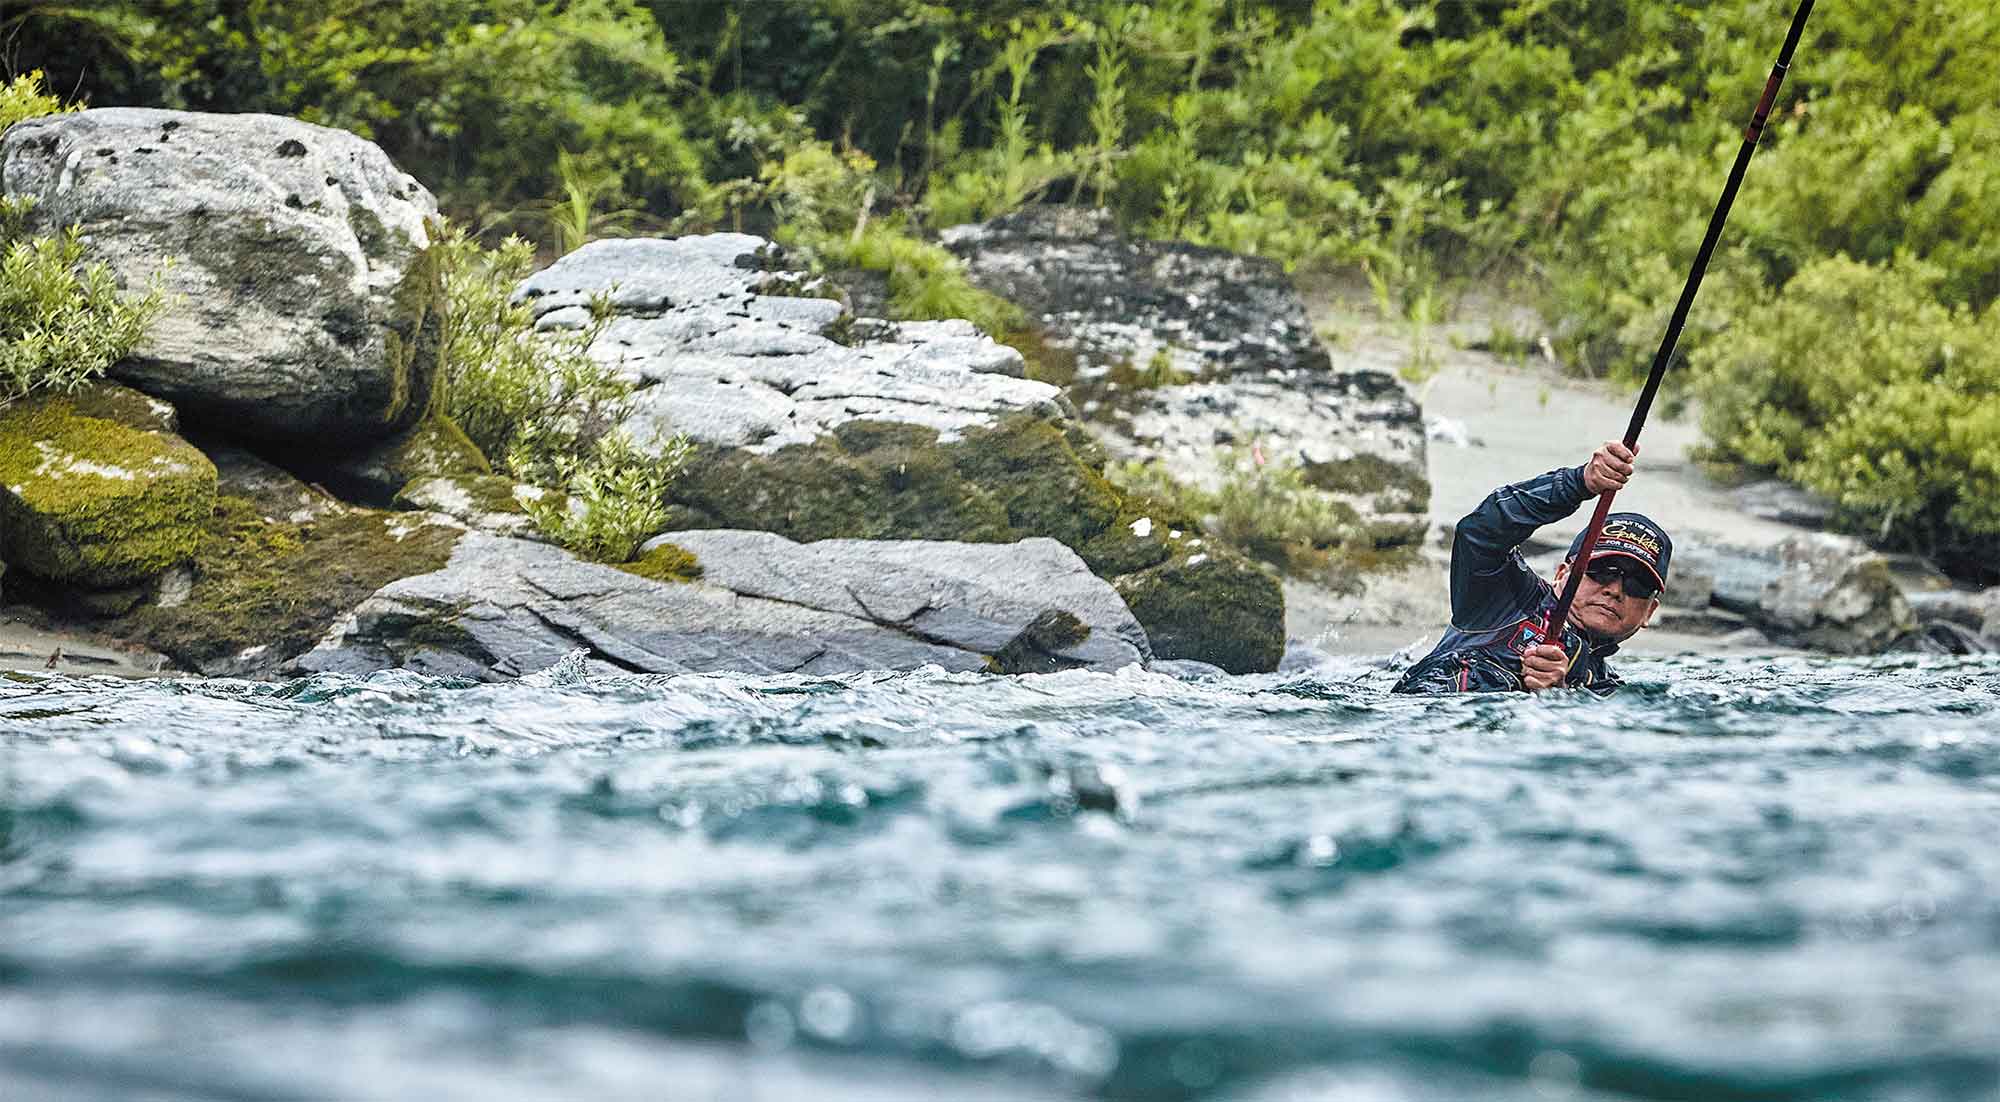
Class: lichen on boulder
395,473,539,540
0,395,216,587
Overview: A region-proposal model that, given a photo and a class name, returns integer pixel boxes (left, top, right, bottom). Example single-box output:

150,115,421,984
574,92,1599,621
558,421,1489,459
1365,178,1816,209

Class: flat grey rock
1,109,439,441
302,530,1149,679
654,529,1150,671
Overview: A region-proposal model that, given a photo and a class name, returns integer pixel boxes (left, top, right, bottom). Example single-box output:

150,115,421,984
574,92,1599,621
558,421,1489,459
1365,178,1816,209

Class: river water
3,652,1997,1101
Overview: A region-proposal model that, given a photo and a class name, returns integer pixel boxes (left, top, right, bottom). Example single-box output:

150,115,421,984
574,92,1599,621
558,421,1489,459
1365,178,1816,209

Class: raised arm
1449,442,1635,629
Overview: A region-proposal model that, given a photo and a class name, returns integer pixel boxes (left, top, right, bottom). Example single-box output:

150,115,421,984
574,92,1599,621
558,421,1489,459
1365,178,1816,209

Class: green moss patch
61,381,178,434
617,541,703,583
1115,548,1284,674
100,495,460,671
1303,454,1431,515
0,397,215,587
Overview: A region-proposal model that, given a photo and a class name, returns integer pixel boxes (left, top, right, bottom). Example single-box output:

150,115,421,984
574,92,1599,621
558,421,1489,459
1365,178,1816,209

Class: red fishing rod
1544,0,1816,646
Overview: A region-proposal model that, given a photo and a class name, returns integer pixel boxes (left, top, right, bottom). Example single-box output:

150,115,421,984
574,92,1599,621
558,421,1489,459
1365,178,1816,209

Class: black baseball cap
1567,512,1672,592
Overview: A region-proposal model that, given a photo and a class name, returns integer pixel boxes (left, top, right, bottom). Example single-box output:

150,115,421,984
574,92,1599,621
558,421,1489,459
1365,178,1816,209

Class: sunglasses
1583,561,1661,600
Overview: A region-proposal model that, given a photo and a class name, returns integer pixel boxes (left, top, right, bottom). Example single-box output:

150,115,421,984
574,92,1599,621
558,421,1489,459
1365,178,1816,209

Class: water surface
4,653,1998,1100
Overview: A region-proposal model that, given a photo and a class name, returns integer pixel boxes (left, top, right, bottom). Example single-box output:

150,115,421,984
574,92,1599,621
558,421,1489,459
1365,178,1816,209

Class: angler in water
1393,441,1672,695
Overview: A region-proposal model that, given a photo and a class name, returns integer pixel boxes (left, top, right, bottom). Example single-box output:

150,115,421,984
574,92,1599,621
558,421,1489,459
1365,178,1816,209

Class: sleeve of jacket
1449,465,1593,630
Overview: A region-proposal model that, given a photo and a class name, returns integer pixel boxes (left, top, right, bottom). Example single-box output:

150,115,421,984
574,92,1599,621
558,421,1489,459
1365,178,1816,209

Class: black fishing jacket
1391,465,1622,695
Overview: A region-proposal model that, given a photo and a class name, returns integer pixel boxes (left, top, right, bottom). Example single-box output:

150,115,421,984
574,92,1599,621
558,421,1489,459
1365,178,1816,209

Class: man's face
1554,557,1661,642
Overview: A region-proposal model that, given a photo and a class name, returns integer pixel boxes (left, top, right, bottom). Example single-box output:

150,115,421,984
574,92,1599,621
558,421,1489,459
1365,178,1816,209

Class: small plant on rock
1,74,164,403
430,220,691,562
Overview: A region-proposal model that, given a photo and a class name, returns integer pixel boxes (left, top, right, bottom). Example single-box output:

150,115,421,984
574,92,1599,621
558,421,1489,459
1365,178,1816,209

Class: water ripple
3,654,1998,1099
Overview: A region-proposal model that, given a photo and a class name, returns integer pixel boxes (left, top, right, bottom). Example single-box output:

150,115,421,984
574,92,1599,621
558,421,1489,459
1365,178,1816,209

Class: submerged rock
1,108,440,442
302,530,1149,679
0,393,215,588
942,206,1430,548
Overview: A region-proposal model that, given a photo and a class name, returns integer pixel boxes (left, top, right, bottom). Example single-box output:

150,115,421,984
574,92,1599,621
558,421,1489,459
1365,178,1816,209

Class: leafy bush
515,430,691,565
1,70,75,132
17,1,2000,577
429,221,690,562
1694,255,2000,571
1,74,162,403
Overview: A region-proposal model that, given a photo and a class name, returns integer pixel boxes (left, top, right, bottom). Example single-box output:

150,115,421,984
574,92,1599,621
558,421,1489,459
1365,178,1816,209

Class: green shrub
429,220,690,562
1694,255,2000,566
808,221,1024,336
0,70,75,132
515,430,691,564
0,222,164,403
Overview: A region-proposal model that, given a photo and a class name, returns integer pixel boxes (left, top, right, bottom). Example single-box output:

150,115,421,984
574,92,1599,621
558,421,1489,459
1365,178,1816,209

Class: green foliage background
8,0,1997,574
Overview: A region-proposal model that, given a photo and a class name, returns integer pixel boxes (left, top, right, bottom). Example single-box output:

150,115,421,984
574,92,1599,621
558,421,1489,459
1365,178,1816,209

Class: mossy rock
617,541,703,584
1304,454,1431,515
669,412,1282,668
61,381,181,435
277,409,489,506
669,415,1174,576
1116,547,1285,674
95,494,462,675
0,396,217,588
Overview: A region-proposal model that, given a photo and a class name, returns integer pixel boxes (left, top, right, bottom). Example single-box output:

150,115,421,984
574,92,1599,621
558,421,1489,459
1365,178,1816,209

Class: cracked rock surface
944,206,1430,546
299,530,1149,680
512,236,1063,455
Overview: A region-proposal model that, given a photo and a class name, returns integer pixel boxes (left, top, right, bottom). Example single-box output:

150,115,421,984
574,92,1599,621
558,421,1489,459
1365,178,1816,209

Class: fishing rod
1543,0,1816,647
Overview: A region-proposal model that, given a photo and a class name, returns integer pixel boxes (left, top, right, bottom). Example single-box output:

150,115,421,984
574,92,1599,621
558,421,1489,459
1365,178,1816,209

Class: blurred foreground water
3,652,1998,1101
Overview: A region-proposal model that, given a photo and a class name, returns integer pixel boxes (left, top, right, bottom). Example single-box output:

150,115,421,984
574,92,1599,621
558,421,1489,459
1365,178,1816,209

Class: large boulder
0,108,441,442
300,530,1150,679
941,206,1430,547
0,388,216,588
511,234,1286,672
